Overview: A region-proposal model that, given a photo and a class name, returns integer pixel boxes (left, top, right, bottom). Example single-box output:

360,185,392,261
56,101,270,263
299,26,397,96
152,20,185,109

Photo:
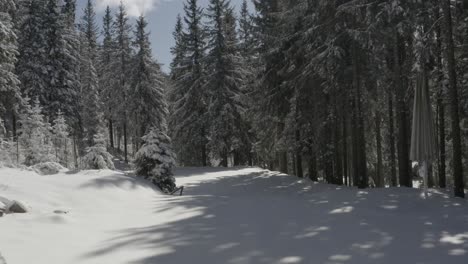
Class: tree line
169,0,467,197
0,0,167,168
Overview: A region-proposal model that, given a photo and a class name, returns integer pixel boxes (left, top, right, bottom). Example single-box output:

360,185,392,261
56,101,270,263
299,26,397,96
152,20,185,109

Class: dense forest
0,0,467,198
169,0,467,197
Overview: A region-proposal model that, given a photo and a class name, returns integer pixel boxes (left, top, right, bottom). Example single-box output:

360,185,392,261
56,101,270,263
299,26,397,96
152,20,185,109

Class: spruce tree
135,128,176,193
130,15,168,142
169,0,208,166
52,110,70,166
98,6,115,148
79,0,102,146
16,0,48,103
0,0,21,134
110,2,133,162
18,97,53,166
204,0,245,166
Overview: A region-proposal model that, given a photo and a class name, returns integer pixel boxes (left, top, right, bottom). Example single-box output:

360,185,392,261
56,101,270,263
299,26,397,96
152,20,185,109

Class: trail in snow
0,167,468,264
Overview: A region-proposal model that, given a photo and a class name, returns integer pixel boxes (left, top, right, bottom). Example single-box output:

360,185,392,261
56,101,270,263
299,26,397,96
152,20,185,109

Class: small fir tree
134,128,176,193
82,132,115,170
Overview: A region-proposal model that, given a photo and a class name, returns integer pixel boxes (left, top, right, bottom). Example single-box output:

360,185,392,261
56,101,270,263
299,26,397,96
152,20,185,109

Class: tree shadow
80,168,468,264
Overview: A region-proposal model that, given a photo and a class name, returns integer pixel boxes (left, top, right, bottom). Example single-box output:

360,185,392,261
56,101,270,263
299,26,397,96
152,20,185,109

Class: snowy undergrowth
0,167,467,264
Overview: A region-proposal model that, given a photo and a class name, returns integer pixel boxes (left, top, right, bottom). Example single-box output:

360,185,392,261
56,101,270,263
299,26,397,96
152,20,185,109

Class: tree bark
393,30,411,187
376,109,383,187
435,20,446,188
109,119,114,148
387,85,397,187
441,0,464,197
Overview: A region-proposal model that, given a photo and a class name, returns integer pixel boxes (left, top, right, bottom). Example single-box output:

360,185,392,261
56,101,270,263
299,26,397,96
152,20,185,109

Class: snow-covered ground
1,167,468,264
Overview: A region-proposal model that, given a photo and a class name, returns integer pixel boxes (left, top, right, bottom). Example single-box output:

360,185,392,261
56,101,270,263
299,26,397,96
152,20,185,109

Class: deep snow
0,166,468,264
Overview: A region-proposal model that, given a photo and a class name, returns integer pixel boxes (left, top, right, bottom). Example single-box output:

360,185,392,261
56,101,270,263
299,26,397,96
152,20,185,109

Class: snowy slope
0,167,468,264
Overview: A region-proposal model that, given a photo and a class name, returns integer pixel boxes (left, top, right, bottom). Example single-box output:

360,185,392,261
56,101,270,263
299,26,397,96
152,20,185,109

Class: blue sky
76,0,251,73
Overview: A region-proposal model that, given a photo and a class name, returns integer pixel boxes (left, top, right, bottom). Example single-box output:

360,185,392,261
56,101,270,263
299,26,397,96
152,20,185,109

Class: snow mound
31,162,66,175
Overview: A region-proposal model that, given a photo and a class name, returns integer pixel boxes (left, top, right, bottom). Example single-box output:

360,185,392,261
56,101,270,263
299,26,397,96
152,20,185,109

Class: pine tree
79,0,102,146
204,0,246,166
52,109,70,166
169,14,186,81
18,97,53,166
134,128,176,193
82,132,115,170
169,0,208,166
16,0,48,103
110,2,133,162
42,0,80,121
0,0,21,135
98,6,115,148
130,15,168,142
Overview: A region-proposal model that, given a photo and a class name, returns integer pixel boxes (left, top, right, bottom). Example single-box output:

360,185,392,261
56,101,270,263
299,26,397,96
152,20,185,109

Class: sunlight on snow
329,206,354,214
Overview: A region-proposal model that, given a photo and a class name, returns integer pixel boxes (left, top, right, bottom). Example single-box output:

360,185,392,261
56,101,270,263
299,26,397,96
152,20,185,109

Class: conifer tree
169,0,208,166
130,15,168,141
52,110,70,166
16,0,48,103
98,6,115,148
0,0,21,136
110,2,133,162
79,0,102,146
135,128,176,193
19,97,53,166
204,0,245,166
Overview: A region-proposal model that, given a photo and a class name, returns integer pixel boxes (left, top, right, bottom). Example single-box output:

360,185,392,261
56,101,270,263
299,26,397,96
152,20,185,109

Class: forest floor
0,166,468,264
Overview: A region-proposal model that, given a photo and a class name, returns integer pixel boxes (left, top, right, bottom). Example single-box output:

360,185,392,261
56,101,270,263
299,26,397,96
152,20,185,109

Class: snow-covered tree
169,14,186,81
16,0,48,103
79,0,102,146
110,2,133,162
43,0,80,121
204,0,246,166
98,6,115,148
169,0,208,166
51,110,70,166
0,0,21,118
18,97,53,166
134,128,176,193
81,132,115,170
130,15,168,142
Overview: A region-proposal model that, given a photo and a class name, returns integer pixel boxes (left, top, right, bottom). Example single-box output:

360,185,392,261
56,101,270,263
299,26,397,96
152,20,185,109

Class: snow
0,167,468,264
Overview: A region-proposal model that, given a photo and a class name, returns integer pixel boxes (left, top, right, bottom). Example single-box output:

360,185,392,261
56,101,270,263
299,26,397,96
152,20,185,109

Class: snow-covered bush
32,162,65,175
81,133,114,170
134,128,177,193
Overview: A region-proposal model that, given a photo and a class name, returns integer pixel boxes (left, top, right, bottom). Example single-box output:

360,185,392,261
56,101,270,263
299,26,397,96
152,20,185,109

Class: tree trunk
387,85,397,187
376,110,383,187
342,104,349,186
308,153,318,181
278,122,288,173
393,30,411,187
296,129,303,178
334,101,343,185
441,0,464,198
351,42,368,188
436,21,447,188
123,121,128,163
109,119,114,149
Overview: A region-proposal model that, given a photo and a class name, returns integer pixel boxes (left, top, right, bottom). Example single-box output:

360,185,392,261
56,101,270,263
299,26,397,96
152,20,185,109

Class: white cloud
95,0,162,17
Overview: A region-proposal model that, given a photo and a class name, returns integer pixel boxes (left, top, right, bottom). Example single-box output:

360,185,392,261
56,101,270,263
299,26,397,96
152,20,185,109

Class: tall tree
99,6,115,148
169,0,208,166
441,0,465,198
0,0,22,138
130,15,168,141
79,0,102,146
205,0,245,166
111,2,133,162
